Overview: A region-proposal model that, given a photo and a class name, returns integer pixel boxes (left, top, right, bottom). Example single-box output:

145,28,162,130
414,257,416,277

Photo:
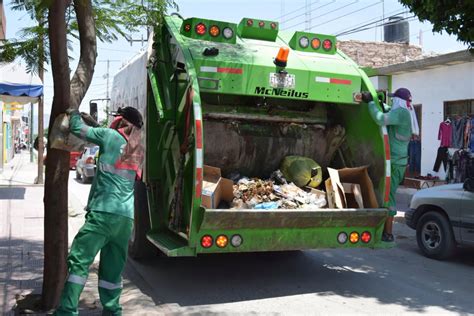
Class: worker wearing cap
55,107,144,316
363,88,419,242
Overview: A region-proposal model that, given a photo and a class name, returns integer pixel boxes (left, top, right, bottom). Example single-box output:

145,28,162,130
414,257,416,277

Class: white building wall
392,61,474,178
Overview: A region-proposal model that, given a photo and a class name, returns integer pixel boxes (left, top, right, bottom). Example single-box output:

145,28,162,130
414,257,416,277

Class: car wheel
76,170,81,180
81,175,90,184
416,211,456,260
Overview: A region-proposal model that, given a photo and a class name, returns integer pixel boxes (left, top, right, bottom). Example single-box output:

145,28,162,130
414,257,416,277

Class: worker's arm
368,101,402,127
68,110,110,147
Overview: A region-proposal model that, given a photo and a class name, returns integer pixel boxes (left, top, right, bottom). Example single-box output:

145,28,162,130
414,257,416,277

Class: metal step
146,231,195,257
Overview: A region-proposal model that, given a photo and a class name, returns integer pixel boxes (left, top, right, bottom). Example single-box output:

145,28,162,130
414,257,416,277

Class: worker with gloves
55,107,144,316
363,88,419,242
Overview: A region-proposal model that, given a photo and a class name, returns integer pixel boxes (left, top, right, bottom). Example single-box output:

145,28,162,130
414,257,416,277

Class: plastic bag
49,114,86,152
281,156,322,188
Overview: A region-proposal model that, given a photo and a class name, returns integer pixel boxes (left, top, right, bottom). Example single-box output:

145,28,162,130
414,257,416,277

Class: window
444,99,474,119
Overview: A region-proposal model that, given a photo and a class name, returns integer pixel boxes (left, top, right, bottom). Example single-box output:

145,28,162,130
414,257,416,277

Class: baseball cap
113,107,143,128
388,88,412,102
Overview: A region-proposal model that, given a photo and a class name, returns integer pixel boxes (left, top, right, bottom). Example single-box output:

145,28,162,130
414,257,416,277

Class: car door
460,189,474,245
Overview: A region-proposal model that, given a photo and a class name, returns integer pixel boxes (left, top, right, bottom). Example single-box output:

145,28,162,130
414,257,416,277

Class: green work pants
388,164,407,216
55,211,133,316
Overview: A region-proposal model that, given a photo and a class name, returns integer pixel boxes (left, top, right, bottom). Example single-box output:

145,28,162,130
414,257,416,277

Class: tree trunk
42,0,71,310
42,0,97,310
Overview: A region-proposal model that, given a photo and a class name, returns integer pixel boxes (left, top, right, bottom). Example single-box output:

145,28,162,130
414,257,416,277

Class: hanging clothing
438,121,452,148
465,119,471,149
433,147,448,172
469,118,474,152
451,117,467,149
408,139,421,173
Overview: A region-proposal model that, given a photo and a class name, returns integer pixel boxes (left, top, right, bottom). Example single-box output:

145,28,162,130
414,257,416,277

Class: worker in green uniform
54,107,144,316
363,88,419,242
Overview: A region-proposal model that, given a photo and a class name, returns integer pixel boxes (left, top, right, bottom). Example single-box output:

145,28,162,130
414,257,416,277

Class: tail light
222,27,234,39
201,235,213,248
349,232,359,244
183,23,192,32
209,25,220,37
216,235,228,248
258,21,265,28
311,38,321,49
299,36,309,48
247,19,253,26
231,234,243,247
270,22,278,30
337,232,348,244
361,231,372,243
323,39,332,51
85,157,95,165
353,92,363,103
195,23,206,36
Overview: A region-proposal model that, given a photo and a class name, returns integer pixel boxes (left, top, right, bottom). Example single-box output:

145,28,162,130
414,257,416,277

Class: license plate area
269,72,295,89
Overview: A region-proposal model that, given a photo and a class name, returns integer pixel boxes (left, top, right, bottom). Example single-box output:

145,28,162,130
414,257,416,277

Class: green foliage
399,0,474,48
0,0,177,73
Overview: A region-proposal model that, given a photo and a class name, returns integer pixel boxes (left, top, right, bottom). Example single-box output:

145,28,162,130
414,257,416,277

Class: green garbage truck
110,15,393,258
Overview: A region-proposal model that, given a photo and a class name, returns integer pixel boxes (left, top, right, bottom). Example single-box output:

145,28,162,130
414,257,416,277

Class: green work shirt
368,101,412,165
69,112,136,219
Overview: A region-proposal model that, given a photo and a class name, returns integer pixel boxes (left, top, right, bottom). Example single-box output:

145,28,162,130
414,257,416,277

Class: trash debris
254,202,279,209
280,156,323,188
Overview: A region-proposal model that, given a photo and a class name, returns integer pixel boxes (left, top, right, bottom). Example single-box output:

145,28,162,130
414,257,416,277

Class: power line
333,8,406,36
337,15,417,37
311,0,382,30
280,1,336,28
274,0,319,21
282,0,358,31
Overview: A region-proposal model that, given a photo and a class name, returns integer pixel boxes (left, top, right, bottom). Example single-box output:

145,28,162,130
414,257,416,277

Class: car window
89,146,99,155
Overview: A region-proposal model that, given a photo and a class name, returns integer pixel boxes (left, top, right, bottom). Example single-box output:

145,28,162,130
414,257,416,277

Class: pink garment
438,121,452,147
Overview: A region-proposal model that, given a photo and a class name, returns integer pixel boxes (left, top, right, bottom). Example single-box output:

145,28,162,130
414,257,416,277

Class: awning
0,62,43,105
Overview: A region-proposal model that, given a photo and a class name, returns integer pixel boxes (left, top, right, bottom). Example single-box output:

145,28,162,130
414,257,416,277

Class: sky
3,0,469,119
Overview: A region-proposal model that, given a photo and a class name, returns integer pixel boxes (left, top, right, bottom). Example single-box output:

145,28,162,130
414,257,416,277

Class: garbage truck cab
110,15,393,258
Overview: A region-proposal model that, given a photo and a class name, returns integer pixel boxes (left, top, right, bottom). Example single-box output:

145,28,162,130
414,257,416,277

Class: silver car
405,180,474,260
75,146,99,184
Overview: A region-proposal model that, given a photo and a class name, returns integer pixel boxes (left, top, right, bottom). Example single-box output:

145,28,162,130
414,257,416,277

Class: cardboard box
325,166,378,209
201,165,234,209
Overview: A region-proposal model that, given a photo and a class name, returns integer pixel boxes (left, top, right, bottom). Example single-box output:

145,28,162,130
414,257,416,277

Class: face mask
109,116,123,129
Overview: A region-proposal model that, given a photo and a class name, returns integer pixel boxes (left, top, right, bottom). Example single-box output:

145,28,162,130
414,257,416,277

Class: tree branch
70,0,97,109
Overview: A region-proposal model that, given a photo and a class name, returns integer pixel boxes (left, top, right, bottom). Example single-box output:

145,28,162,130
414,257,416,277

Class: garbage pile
230,172,327,210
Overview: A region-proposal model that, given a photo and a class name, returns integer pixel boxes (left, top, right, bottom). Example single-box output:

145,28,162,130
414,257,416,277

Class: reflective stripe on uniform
80,125,90,139
99,162,136,181
98,279,122,290
67,274,87,285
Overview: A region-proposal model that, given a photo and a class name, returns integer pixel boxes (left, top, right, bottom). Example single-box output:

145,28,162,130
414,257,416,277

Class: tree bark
42,0,97,310
42,0,71,310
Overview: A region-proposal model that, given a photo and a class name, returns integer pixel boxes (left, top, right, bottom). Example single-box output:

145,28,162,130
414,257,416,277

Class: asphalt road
69,171,474,315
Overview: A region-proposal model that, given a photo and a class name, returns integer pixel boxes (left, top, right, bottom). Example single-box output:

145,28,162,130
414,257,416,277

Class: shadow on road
128,243,474,314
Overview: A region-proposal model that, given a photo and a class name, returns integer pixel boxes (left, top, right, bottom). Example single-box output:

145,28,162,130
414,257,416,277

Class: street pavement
1,151,473,315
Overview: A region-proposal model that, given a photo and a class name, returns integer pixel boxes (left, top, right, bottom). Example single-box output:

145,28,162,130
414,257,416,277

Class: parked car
75,146,99,183
405,179,474,260
70,151,81,170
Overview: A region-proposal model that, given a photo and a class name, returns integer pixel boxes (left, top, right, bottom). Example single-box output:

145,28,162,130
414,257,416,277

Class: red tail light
85,157,95,165
270,22,277,29
195,23,206,35
247,19,253,26
361,231,372,243
184,24,192,32
323,39,332,51
201,235,213,248
258,21,265,28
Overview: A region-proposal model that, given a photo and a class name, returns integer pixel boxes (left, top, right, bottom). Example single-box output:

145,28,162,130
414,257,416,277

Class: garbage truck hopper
112,16,393,258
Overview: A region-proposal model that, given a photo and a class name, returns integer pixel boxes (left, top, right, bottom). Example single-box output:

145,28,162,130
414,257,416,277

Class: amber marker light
274,46,289,68
209,25,220,37
216,235,228,248
350,232,360,244
311,38,321,49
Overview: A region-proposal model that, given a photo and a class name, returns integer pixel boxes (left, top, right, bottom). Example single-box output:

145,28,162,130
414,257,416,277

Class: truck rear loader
110,15,393,258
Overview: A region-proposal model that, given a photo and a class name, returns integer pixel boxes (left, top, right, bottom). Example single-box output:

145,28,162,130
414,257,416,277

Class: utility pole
36,23,45,184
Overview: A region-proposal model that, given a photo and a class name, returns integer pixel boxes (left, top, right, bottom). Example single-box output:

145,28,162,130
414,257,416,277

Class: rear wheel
75,170,81,180
416,211,456,260
128,181,157,259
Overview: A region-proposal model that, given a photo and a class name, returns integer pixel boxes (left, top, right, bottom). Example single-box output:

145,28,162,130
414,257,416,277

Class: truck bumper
195,208,390,253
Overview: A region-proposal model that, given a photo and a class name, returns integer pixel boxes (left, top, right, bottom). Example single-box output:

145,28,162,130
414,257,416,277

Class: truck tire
416,211,456,260
128,181,156,259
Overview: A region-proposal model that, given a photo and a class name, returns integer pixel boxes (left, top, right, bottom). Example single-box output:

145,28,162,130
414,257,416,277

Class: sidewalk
0,152,160,315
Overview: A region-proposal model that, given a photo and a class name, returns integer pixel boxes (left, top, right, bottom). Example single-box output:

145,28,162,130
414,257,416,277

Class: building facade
370,50,474,180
